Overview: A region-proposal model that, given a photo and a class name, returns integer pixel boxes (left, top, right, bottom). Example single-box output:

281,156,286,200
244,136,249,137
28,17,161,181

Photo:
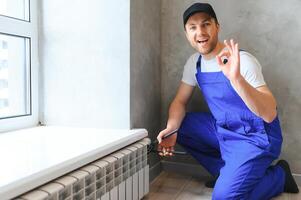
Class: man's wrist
230,74,244,87
167,125,178,130
166,121,179,130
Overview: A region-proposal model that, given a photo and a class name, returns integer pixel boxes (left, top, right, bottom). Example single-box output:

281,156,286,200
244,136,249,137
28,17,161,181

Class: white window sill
0,126,148,199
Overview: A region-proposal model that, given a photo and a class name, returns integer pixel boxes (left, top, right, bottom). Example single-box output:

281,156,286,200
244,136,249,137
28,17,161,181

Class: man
157,3,299,199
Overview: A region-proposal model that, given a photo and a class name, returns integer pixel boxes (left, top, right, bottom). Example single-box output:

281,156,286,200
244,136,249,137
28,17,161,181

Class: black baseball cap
183,3,218,26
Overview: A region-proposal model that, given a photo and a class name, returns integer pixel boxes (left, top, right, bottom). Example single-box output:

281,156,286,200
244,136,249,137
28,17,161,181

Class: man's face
185,12,219,55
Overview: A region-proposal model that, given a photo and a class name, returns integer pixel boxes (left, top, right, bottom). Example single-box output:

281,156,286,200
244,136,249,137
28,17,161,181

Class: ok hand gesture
216,39,242,82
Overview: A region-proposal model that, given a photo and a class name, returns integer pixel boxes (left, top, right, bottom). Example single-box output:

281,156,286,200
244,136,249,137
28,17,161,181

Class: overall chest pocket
224,118,270,149
224,118,266,134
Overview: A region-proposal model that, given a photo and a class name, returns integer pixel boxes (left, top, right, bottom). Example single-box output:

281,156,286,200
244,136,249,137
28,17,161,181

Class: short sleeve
181,53,198,86
240,52,266,88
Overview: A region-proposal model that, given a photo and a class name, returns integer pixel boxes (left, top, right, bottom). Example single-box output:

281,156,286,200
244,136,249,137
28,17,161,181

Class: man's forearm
166,100,186,130
231,76,277,123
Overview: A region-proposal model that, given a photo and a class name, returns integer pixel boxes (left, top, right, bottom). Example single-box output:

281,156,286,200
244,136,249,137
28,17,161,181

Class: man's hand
216,39,242,82
157,128,178,157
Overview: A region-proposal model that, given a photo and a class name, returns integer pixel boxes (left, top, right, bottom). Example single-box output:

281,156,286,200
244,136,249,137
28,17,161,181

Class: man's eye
190,26,196,30
204,23,211,26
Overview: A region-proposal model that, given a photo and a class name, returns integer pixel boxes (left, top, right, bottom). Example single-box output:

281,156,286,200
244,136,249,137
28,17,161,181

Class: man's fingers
157,145,162,156
171,146,175,152
224,39,238,55
162,147,168,156
157,146,176,157
163,147,167,155
216,54,224,66
157,129,171,144
217,50,230,58
224,40,233,55
231,39,238,53
230,39,235,50
216,55,222,66
158,147,165,156
221,39,240,66
217,50,230,67
157,131,165,144
235,43,239,59
169,146,175,156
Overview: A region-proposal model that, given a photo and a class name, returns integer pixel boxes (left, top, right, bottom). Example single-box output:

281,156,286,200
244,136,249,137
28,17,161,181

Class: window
0,0,30,21
0,0,38,132
0,34,30,119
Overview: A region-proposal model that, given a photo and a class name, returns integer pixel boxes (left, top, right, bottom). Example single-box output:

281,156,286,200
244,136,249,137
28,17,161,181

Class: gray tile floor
143,171,301,200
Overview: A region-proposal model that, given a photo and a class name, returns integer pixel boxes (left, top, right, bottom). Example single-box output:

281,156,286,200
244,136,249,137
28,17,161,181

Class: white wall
39,0,130,128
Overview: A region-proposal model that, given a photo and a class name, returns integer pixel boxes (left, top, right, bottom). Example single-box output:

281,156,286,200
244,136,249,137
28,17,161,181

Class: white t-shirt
182,51,266,88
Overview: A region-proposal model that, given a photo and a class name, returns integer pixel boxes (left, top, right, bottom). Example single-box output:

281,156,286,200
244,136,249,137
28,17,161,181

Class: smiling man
157,2,299,199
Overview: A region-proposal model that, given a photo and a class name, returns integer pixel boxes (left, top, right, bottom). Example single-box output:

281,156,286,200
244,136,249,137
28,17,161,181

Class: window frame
0,0,38,133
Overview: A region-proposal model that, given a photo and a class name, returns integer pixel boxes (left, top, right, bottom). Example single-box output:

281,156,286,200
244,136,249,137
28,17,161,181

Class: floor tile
144,172,301,200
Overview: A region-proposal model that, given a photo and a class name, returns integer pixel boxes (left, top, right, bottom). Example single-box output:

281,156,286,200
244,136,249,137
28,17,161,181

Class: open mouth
197,39,209,44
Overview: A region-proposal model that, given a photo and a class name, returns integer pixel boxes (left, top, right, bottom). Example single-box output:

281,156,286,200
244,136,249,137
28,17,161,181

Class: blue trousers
177,112,285,200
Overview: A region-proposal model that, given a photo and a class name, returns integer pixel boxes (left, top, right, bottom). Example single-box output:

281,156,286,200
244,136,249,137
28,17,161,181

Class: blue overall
177,54,285,199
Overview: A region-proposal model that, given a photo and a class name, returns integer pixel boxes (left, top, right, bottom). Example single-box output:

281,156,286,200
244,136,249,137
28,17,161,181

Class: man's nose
196,26,205,35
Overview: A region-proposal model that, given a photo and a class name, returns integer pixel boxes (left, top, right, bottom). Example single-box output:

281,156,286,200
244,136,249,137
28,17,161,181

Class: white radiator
15,138,150,200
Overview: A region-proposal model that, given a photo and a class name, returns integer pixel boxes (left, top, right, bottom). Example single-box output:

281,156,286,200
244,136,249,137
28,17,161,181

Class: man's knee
212,180,247,200
212,185,235,200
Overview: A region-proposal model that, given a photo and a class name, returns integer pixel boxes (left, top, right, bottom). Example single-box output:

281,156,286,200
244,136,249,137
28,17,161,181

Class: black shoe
276,160,299,193
205,174,219,188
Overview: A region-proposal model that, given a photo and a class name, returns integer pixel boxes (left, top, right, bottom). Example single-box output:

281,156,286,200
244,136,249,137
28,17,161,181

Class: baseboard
149,161,162,183
161,160,211,179
293,173,301,186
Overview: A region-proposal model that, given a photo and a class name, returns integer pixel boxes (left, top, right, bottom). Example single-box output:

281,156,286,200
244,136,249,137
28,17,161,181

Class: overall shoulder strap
196,54,202,70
